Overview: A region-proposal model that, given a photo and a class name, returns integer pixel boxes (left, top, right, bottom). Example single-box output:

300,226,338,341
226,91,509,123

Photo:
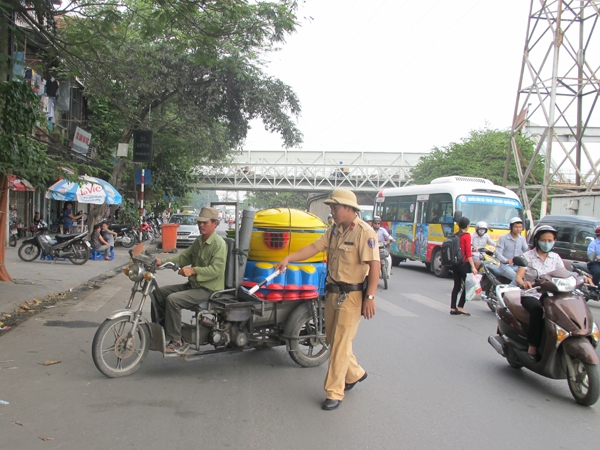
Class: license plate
84,241,91,248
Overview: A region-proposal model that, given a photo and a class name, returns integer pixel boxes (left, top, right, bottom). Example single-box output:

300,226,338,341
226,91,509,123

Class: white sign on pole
72,127,92,154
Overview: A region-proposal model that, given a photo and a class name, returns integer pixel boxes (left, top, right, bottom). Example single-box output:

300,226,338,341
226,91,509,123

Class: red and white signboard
73,127,92,154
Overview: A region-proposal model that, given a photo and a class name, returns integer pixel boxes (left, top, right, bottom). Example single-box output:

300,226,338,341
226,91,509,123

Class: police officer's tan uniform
313,215,379,401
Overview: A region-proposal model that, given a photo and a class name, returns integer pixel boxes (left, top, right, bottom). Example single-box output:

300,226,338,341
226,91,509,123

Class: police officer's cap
323,189,360,211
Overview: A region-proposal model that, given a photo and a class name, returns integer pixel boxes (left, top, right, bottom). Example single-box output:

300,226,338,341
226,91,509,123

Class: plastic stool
90,250,104,260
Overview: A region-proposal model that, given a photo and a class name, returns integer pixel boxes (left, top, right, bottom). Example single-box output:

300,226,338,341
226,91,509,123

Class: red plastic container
161,223,180,252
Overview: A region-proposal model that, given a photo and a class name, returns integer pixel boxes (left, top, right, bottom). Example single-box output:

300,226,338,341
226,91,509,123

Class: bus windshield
456,195,522,230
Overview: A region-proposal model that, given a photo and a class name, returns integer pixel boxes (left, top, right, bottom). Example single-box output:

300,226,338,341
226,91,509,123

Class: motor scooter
9,218,18,247
488,256,600,406
379,243,390,290
91,244,329,378
570,261,600,302
109,224,137,248
17,222,91,265
477,248,513,312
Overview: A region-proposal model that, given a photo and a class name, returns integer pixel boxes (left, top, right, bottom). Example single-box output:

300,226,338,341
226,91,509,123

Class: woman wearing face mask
471,221,495,270
514,225,591,361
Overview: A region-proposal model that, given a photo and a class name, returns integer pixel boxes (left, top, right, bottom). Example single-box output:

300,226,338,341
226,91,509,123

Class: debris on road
39,360,61,366
0,399,9,405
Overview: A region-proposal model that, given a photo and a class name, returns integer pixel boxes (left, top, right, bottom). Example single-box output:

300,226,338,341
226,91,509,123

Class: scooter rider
471,221,495,270
514,225,592,361
586,226,600,286
372,216,394,278
491,217,528,282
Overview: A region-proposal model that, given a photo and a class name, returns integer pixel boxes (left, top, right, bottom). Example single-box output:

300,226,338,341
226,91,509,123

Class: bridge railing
193,162,413,192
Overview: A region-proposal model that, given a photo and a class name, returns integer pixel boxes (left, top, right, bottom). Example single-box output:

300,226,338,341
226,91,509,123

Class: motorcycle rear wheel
92,317,150,378
122,231,136,248
567,358,600,406
285,306,329,368
68,242,89,265
18,242,41,261
9,234,17,247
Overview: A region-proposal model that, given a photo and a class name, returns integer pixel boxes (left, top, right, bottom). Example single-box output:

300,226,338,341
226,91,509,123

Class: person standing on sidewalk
152,207,227,354
276,189,379,411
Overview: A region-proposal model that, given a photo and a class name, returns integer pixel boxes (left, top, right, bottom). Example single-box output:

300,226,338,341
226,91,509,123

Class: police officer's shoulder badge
367,238,376,249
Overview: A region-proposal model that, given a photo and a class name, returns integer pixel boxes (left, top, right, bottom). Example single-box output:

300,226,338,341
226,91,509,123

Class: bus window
397,196,416,222
381,197,397,221
426,193,453,223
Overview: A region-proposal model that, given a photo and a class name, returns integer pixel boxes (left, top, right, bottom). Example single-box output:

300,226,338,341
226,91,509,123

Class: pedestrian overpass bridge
193,150,427,193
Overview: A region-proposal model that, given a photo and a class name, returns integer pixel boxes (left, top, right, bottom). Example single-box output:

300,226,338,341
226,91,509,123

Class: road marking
402,293,448,313
71,286,123,312
376,298,417,317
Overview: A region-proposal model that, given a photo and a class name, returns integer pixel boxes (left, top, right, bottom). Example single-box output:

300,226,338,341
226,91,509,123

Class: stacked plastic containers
243,208,328,301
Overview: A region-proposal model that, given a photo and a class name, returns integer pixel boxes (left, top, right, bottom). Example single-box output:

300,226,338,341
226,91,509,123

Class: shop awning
9,175,35,192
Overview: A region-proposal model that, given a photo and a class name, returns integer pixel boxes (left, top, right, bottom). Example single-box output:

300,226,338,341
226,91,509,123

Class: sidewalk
1,241,157,319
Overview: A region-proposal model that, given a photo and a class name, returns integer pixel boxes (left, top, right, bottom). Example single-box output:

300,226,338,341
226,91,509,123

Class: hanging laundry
46,77,60,97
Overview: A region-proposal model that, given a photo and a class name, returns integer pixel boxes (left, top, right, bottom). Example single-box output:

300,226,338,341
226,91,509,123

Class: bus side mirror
453,211,462,223
524,219,531,231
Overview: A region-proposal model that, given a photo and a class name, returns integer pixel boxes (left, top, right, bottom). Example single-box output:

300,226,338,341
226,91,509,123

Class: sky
243,0,532,155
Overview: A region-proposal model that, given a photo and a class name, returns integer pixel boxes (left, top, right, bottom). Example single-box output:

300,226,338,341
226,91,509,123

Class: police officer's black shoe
345,372,368,391
322,399,342,411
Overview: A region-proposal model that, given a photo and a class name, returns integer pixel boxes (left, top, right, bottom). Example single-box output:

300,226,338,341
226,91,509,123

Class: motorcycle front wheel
567,358,600,406
68,242,89,265
18,242,41,261
381,262,388,290
285,306,330,367
92,317,150,378
9,234,17,247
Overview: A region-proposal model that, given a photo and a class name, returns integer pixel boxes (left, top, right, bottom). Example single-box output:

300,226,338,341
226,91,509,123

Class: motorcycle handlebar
159,262,180,271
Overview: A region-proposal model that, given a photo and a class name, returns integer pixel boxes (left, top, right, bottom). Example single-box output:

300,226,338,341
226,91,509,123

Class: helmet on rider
327,214,333,218
595,225,600,235
509,216,523,230
373,216,381,222
531,225,557,252
475,221,488,231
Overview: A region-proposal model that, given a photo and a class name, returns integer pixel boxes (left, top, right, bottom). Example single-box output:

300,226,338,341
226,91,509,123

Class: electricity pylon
505,0,600,220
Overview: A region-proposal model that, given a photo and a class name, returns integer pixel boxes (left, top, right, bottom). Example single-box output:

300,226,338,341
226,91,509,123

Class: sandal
166,340,189,354
450,309,461,315
457,309,471,316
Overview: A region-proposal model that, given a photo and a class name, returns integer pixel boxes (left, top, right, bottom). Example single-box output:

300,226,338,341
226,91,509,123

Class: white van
358,204,374,219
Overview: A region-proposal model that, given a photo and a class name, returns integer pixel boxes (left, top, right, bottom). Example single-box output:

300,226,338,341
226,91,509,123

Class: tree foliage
409,128,543,187
246,191,308,210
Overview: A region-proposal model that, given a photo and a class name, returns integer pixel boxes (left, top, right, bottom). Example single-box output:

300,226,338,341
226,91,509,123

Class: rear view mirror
513,256,528,267
453,210,462,223
524,219,531,231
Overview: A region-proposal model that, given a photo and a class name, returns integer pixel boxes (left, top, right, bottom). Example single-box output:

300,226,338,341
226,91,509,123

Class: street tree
246,191,309,210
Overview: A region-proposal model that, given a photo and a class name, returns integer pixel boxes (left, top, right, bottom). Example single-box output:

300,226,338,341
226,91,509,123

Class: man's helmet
532,224,557,248
509,217,523,228
373,216,381,222
327,214,333,218
595,226,600,235
475,221,488,231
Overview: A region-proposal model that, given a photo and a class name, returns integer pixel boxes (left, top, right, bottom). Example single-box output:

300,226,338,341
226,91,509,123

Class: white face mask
538,241,555,253
477,229,486,236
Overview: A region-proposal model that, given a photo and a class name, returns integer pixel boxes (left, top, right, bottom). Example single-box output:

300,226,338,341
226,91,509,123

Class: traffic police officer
276,189,380,411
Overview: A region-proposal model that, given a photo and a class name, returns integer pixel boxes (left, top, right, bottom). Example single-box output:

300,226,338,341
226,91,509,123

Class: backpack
441,232,465,266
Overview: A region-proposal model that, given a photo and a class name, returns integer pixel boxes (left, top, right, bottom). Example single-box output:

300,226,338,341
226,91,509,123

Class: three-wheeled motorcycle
92,206,329,378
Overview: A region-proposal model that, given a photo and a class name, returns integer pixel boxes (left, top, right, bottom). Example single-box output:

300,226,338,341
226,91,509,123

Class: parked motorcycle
92,246,329,378
488,256,600,406
17,222,91,265
109,224,137,248
477,248,513,312
9,218,18,247
140,219,155,244
571,261,600,302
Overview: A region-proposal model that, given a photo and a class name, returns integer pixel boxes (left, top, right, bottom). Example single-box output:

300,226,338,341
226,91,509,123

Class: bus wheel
391,256,402,267
432,249,449,278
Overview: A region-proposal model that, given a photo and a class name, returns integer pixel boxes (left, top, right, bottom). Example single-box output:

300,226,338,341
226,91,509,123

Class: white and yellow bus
374,176,525,277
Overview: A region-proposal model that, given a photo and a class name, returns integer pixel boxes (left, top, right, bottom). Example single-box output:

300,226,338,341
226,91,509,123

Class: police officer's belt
326,283,364,294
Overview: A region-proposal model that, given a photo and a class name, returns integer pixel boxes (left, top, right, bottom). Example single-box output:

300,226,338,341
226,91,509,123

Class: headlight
128,264,145,282
552,276,577,292
592,322,600,344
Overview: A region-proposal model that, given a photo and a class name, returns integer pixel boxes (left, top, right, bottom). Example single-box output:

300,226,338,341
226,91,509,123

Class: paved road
1,252,599,449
